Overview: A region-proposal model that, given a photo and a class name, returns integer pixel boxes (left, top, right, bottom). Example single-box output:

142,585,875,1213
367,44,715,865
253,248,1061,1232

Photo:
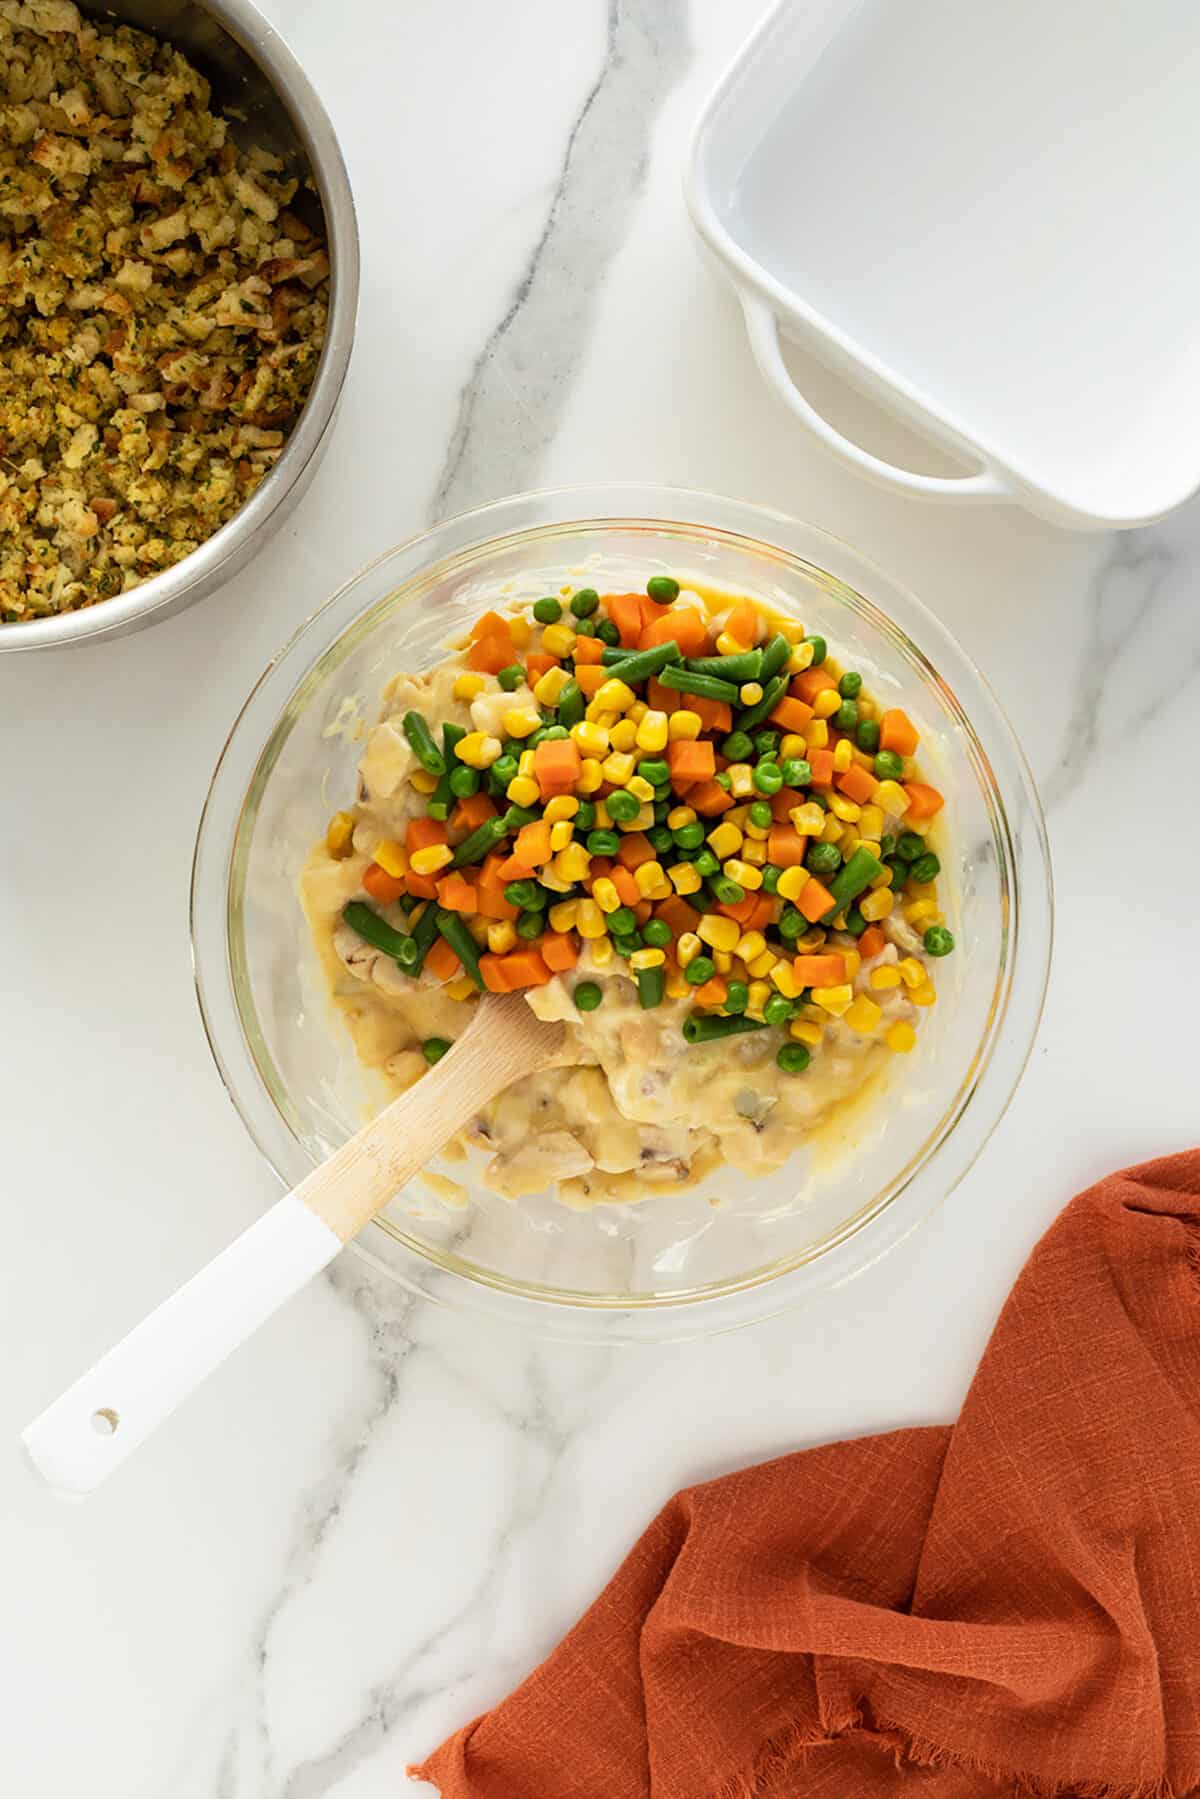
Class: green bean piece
402,710,446,776
724,980,750,1014
761,864,782,895
570,588,600,617
342,902,419,969
686,650,762,683
504,804,541,829
874,749,905,781
450,815,509,868
503,879,541,909
557,679,585,728
838,671,863,699
642,918,672,948
426,800,450,823
722,730,754,761
684,955,715,986
804,634,827,665
733,674,788,733
636,964,666,1008
692,848,719,877
603,641,684,684
574,980,603,1010
714,772,732,791
612,933,641,958
777,1043,811,1073
657,664,740,703
708,873,744,905
533,596,562,624
683,1012,767,1045
923,924,955,957
409,901,442,971
646,574,679,603
435,909,485,988
856,718,881,754
843,906,866,937
910,851,941,885
819,846,884,921
422,1037,452,1065
759,634,791,681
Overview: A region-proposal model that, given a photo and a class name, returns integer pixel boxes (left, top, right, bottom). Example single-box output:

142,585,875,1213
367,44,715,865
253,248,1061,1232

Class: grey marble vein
428,0,692,521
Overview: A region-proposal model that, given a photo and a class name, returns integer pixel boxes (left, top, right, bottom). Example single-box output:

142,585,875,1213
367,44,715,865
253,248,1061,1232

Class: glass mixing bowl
192,486,1051,1340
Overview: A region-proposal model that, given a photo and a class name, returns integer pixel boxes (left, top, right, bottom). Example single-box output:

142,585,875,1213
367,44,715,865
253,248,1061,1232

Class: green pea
838,671,862,699
834,700,858,732
574,980,603,1011
856,718,881,754
895,831,925,861
540,724,570,741
573,616,597,637
612,933,641,958
575,800,596,832
874,749,905,780
607,790,640,824
448,766,479,799
648,825,674,854
490,755,519,791
777,1043,811,1073
637,758,670,787
748,800,773,829
722,730,754,761
526,728,548,749
752,761,782,795
685,955,715,985
642,918,672,948
923,924,955,957
570,588,600,617
879,832,898,859
724,980,749,1014
806,841,841,876
422,1036,452,1065
910,852,941,885
516,910,544,940
497,663,524,691
754,730,780,758
884,856,909,884
533,596,562,624
653,798,672,822
804,635,827,665
763,994,793,1027
780,757,812,787
843,906,866,937
608,906,637,936
504,879,540,908
692,848,719,877
714,772,732,790
673,821,706,850
761,864,782,895
596,617,621,647
586,829,621,856
777,906,805,941
646,574,679,603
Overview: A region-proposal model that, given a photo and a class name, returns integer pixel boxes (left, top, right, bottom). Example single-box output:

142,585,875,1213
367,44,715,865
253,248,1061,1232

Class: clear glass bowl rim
190,484,1053,1343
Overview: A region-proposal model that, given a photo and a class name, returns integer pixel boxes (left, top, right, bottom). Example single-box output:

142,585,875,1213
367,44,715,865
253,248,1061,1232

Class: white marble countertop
4,2,1199,1795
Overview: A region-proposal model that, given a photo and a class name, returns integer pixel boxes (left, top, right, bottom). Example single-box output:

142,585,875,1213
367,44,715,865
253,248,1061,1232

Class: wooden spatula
22,994,566,1496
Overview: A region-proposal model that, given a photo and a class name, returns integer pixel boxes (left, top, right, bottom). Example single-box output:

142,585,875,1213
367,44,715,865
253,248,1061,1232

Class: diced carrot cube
450,792,497,834
654,895,701,938
633,900,653,926
770,695,815,733
799,876,836,923
435,872,477,913
769,786,805,824
807,748,835,787
836,763,879,805
903,781,944,820
646,676,679,714
362,863,406,904
406,816,448,853
533,738,581,799
859,925,886,959
690,696,732,733
691,977,729,1008
525,653,557,681
610,864,641,906
541,933,579,972
606,592,652,646
425,938,461,982
480,953,512,992
640,608,708,655
726,599,759,646
880,709,920,757
474,884,519,922
467,634,515,674
792,953,848,986
514,819,554,866
666,739,715,785
766,827,808,868
616,831,653,869
405,873,439,900
495,949,552,989
792,666,839,705
496,854,537,882
469,610,510,642
573,634,605,665
576,664,608,696
688,780,734,815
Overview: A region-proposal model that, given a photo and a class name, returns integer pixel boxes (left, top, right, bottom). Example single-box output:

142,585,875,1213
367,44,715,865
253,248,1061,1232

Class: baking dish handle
741,294,1012,502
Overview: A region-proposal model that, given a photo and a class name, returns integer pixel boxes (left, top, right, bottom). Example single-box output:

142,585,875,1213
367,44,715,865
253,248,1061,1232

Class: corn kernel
860,839,882,859
547,900,580,934
628,700,648,723
602,750,636,785
590,937,615,969
886,1020,917,1053
859,888,893,922
717,629,749,656
828,792,861,822
698,915,740,953
871,965,903,989
892,957,921,989
532,667,569,708
776,866,807,902
790,1020,823,1046
777,733,805,761
627,775,655,803
634,860,666,898
735,931,766,963
839,828,861,860
518,749,536,777
747,950,777,978
794,926,827,952
445,974,478,1002
666,805,696,829
326,810,356,859
668,709,702,741
571,721,609,759
778,618,806,643
677,931,702,967
608,718,638,753
506,774,540,808
453,671,486,703
410,769,439,794
789,639,816,671
727,763,755,799
543,795,579,824
708,821,743,860
457,731,503,770
841,949,862,980
576,899,607,939
537,867,572,894
875,779,909,815
595,800,611,828
577,758,604,794
821,816,843,844
487,920,518,954
665,970,690,999
553,843,591,884
590,708,621,732
549,820,574,851
909,981,937,1007
743,818,770,842
812,688,841,719
771,962,801,998
858,804,884,840
747,979,771,1012
905,899,941,928
669,862,703,896
541,622,576,658
629,947,665,973
373,838,408,879
832,738,854,774
595,678,636,712
508,614,531,648
503,707,541,739
592,877,621,914
632,803,657,833
789,802,825,835
411,843,453,876
739,681,763,705
724,858,763,890
844,994,882,1034
628,710,666,754
812,983,853,1016
804,719,829,750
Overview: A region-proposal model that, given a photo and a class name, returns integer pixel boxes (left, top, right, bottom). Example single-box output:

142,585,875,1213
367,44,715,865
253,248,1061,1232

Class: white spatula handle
20,1196,340,1496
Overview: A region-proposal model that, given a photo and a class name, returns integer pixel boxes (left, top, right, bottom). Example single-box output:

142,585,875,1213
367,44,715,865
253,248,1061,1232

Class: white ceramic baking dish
687,0,1200,530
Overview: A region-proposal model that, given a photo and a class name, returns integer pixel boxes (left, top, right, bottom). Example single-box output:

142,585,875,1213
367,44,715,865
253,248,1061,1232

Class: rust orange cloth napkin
413,1151,1200,1798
